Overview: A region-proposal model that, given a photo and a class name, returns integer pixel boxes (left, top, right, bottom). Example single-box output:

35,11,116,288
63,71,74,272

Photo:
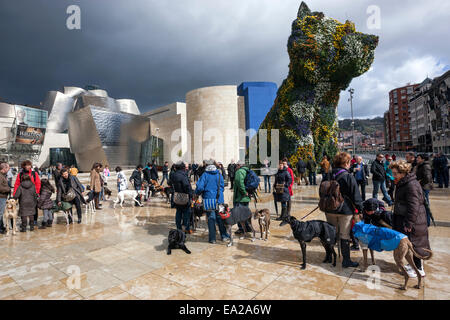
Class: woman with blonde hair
389,160,430,277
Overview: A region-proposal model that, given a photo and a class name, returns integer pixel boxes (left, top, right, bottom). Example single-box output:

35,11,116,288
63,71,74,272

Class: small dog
221,204,256,247
286,216,337,269
254,209,271,241
53,208,73,225
83,191,96,223
163,186,173,203
113,190,146,208
103,186,112,200
167,229,191,255
191,196,205,231
3,199,19,236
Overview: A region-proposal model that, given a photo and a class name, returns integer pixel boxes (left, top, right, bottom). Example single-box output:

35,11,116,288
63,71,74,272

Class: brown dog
393,237,432,290
3,199,19,236
254,209,271,241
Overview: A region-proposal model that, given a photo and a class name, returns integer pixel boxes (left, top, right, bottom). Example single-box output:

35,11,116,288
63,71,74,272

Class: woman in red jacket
13,160,41,225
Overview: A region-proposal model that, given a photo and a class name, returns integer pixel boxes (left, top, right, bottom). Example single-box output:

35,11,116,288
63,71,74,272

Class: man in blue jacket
195,160,229,244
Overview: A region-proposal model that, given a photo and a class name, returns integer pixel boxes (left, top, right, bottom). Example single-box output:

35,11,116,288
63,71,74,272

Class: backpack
244,169,260,193
318,169,347,213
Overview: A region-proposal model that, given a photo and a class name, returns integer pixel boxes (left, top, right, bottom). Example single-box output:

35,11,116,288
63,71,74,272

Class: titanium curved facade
117,99,140,115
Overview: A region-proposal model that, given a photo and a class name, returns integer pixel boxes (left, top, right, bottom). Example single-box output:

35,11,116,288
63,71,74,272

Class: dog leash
299,206,319,220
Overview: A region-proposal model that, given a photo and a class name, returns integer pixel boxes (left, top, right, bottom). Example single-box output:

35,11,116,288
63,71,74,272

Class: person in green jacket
233,160,251,234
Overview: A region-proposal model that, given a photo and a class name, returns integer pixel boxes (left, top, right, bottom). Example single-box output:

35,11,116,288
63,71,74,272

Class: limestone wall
186,86,240,164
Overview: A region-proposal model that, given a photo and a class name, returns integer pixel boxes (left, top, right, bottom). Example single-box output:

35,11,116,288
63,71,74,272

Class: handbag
203,174,221,212
275,183,285,194
173,192,189,206
62,187,76,202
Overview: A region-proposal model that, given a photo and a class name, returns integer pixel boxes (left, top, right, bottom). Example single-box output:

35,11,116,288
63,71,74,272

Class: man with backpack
306,156,317,185
319,152,363,268
233,160,259,235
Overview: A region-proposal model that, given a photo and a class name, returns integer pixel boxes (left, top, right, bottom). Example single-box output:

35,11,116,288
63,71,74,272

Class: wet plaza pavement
1,171,449,300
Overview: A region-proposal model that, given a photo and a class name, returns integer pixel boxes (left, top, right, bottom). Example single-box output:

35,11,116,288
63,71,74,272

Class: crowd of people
0,151,447,276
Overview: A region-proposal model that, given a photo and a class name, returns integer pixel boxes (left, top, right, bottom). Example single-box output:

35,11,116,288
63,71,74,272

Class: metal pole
349,88,355,155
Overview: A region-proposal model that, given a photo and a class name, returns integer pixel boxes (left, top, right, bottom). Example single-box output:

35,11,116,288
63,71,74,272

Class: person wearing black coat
171,162,193,233
324,152,363,268
38,178,55,228
274,161,292,224
370,153,393,206
57,169,86,224
161,162,169,185
416,154,433,226
150,163,159,181
130,165,144,206
227,161,236,190
296,158,308,185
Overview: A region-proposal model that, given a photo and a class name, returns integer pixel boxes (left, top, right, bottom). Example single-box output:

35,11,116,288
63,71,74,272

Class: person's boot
47,220,53,227
279,207,288,226
30,224,34,231
341,239,359,268
20,226,26,232
38,221,47,229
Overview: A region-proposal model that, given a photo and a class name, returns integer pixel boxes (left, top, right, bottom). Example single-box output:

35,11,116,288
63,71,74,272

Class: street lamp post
348,88,356,155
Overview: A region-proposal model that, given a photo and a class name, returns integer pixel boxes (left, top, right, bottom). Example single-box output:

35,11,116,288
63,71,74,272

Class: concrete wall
186,86,240,164
35,132,71,168
144,102,187,164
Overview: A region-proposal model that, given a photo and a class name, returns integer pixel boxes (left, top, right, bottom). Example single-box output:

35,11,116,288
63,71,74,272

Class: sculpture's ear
297,2,311,20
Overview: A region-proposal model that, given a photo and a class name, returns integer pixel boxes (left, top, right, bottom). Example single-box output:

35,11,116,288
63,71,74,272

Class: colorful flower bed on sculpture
260,2,378,166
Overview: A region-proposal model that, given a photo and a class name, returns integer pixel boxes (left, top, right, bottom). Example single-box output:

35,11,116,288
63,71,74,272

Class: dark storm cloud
0,0,449,117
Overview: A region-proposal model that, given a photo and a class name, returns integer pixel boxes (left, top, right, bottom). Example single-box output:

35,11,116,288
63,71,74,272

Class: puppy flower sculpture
260,2,378,165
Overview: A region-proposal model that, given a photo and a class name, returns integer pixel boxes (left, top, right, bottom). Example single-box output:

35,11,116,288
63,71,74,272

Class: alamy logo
66,5,81,30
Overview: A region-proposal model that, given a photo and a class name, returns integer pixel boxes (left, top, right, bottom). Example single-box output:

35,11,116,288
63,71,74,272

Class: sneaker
209,240,216,244
404,264,417,278
418,265,426,277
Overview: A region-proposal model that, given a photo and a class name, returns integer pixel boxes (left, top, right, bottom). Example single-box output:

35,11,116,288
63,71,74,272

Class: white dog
53,208,73,225
83,194,96,224
3,199,19,236
113,190,146,208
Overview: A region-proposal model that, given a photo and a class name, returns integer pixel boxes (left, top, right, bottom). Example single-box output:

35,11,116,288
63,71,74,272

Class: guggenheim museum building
0,82,277,171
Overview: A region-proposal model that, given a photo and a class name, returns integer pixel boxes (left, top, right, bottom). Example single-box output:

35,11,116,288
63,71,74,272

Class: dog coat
291,220,336,245
224,206,252,226
352,222,406,252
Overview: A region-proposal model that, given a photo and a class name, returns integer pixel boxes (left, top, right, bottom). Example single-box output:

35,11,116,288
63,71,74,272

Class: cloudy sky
0,0,449,119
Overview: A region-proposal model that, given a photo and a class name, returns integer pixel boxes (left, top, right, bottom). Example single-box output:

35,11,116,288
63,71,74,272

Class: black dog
167,229,191,255
190,200,204,231
163,186,173,203
287,216,337,269
103,186,112,199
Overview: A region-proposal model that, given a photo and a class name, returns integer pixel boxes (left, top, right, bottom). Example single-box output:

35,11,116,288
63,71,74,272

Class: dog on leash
103,186,112,200
3,199,19,236
221,204,256,247
285,216,337,269
353,221,433,291
254,209,271,241
190,196,205,231
167,229,191,255
113,190,146,208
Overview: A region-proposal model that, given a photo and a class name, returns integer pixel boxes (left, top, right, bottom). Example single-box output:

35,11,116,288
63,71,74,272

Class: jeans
43,209,52,223
206,210,229,242
135,185,142,205
264,175,271,193
0,198,6,230
70,197,83,220
356,180,366,201
372,180,392,205
235,202,252,232
438,168,449,188
161,172,169,185
176,206,191,231
308,172,316,185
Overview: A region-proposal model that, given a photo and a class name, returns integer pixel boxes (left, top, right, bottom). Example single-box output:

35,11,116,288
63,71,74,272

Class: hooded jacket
38,184,55,210
195,165,225,208
233,166,251,203
14,179,38,217
171,169,193,208
0,172,10,198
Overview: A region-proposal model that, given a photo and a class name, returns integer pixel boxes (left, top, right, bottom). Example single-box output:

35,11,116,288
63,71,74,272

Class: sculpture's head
288,2,378,90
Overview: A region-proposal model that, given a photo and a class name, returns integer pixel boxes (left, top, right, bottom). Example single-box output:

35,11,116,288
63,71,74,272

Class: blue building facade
237,82,277,142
